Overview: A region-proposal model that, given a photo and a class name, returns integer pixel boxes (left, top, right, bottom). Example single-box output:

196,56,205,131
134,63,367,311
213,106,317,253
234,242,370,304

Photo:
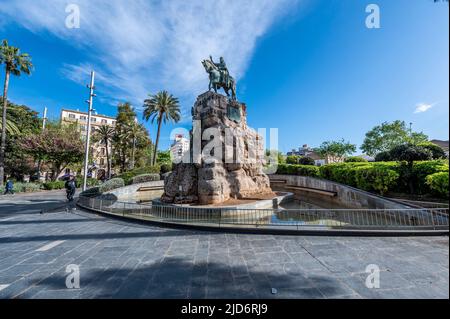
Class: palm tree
0,40,33,185
143,91,181,165
93,125,115,179
120,121,146,170
0,116,19,135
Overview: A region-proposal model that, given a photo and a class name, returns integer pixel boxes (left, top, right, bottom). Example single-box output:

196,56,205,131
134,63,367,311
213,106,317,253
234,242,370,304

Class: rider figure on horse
210,55,229,84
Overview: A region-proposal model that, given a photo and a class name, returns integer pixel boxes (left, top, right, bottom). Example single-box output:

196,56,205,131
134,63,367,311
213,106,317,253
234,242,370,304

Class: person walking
65,176,76,202
3,179,14,195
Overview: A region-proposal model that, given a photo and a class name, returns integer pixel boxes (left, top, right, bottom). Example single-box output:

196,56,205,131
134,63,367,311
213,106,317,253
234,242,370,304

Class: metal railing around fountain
77,195,449,232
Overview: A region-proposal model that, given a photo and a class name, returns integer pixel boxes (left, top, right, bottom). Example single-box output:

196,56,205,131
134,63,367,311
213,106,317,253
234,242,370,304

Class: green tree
361,120,428,156
119,122,148,170
389,143,433,193
156,150,172,165
143,91,181,165
93,125,115,179
4,101,41,180
20,122,84,181
0,115,19,134
315,139,356,163
113,102,137,172
0,40,33,184
417,142,446,159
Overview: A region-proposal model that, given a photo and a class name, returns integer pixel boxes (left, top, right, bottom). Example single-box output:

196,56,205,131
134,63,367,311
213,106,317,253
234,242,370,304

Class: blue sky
1,0,448,153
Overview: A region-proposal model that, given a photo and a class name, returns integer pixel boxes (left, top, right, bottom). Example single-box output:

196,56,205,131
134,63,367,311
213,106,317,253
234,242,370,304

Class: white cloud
414,102,435,114
0,0,298,118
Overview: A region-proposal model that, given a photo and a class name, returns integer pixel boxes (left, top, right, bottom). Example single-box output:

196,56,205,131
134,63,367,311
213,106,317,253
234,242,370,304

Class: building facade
170,134,190,163
287,144,326,166
60,109,116,180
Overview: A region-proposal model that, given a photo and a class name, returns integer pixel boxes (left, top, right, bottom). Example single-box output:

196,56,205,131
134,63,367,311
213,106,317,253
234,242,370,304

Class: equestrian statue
201,56,237,100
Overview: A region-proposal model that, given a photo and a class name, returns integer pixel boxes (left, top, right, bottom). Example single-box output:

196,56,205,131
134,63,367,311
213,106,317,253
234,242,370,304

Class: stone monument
161,57,273,205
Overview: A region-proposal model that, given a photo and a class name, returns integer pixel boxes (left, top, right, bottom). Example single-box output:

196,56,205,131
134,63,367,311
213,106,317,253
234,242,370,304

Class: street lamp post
82,71,96,191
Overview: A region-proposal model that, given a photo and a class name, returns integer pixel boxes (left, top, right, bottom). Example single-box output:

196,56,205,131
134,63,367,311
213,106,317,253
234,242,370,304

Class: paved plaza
0,192,448,299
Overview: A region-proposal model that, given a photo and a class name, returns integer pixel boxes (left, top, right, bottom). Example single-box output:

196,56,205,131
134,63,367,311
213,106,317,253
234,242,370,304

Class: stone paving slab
0,194,448,299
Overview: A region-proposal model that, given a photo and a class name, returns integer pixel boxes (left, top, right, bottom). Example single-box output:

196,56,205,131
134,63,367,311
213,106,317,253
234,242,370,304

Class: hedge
0,182,42,193
43,181,66,190
276,164,319,177
426,172,449,199
116,166,161,185
353,165,399,195
131,173,160,184
99,178,125,193
274,160,449,198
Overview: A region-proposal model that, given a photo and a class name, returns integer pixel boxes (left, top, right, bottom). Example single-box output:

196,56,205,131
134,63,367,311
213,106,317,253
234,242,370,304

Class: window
101,119,107,124
80,125,86,131
80,116,87,121
100,158,105,166
112,121,116,126
91,117,97,122
101,148,106,156
68,113,76,119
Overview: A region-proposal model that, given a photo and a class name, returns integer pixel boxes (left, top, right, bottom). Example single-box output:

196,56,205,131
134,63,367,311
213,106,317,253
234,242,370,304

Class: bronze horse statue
202,59,237,100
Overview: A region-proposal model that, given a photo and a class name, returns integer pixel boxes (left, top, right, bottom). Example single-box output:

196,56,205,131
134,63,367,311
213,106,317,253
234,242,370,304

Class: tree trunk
0,69,10,185
105,140,111,179
153,114,162,166
131,138,136,169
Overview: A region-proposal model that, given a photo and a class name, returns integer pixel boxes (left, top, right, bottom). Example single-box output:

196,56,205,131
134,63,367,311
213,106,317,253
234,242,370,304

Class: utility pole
409,122,413,137
36,106,48,181
82,71,96,191
42,107,47,129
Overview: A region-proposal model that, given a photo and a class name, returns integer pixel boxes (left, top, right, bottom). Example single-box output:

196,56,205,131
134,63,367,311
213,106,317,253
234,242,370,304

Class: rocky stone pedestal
161,91,273,205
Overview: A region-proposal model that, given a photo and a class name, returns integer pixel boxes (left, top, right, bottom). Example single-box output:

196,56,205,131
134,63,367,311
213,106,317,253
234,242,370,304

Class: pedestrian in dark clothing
4,180,14,195
65,177,76,202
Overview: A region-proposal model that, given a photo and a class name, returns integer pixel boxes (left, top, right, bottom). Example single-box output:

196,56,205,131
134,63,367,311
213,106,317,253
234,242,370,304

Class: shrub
418,142,447,159
426,172,449,199
132,173,160,184
286,155,300,164
296,165,320,177
354,166,399,195
345,156,368,163
160,163,173,174
276,164,319,177
116,166,160,185
43,181,66,190
79,186,100,197
318,162,370,187
18,183,42,193
98,178,125,193
375,151,392,162
87,178,100,187
1,182,42,193
298,156,315,165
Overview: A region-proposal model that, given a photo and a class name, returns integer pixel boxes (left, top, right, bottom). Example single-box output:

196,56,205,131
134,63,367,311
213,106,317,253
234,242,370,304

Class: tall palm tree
143,91,181,165
0,40,33,185
94,125,115,179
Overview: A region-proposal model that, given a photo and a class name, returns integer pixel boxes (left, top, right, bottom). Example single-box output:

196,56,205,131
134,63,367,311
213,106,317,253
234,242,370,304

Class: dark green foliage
286,155,300,164
131,173,160,184
98,178,125,193
115,165,160,185
298,157,315,165
42,180,65,190
160,163,173,174
375,151,392,162
276,164,320,177
426,172,449,198
344,156,368,163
